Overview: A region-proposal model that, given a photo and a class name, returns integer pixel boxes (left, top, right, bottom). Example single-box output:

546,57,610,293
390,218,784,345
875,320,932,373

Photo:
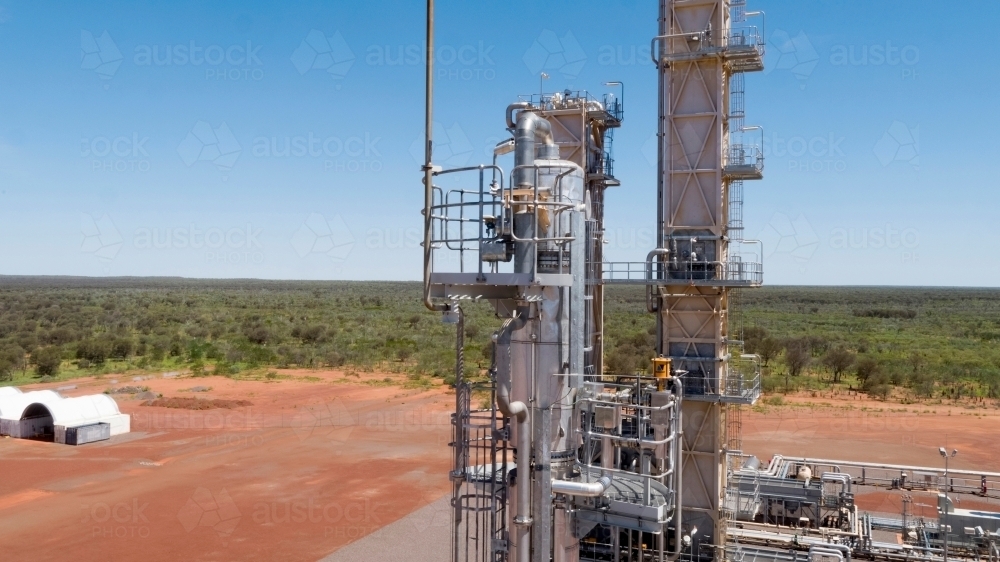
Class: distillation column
653,0,764,554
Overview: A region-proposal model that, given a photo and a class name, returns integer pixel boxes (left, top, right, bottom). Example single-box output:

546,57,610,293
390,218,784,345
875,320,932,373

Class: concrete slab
319,495,452,562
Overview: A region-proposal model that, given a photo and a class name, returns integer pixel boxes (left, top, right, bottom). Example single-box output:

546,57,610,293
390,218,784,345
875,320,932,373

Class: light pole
940,446,958,562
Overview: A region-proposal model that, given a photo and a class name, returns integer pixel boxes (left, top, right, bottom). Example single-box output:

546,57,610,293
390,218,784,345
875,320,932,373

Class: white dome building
0,389,129,444
0,389,64,437
0,387,22,399
47,394,130,443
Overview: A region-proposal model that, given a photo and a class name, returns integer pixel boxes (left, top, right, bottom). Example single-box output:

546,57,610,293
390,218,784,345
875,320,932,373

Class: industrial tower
653,0,765,552
421,0,764,560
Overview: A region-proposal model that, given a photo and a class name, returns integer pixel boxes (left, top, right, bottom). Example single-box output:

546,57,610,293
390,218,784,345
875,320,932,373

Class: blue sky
0,0,996,286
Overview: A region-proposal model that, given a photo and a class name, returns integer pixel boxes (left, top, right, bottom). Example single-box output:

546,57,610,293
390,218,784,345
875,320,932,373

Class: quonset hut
0,386,23,399
0,389,65,438
0,389,129,444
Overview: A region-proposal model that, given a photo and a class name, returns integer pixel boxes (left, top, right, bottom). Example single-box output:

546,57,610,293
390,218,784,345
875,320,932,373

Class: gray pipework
551,475,613,497
645,248,669,313
493,313,531,562
512,109,556,188
808,547,845,562
810,543,851,562
421,0,447,313
668,376,684,562
822,472,852,494
511,108,555,275
778,455,1000,479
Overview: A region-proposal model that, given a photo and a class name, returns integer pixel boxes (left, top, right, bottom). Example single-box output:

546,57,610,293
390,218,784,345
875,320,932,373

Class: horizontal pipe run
580,429,677,447
551,476,612,497
577,397,676,411
774,455,1000,479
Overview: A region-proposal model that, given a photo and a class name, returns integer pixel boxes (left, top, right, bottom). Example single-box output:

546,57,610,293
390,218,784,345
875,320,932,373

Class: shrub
32,346,62,377
77,338,111,364
756,337,781,367
110,337,134,359
822,347,856,383
855,357,880,387
784,345,810,377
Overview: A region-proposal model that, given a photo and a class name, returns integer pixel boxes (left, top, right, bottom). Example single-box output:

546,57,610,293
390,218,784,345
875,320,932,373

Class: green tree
822,347,856,383
0,346,25,378
784,344,811,377
32,346,62,377
757,337,781,367
77,338,111,364
855,357,880,388
0,356,14,382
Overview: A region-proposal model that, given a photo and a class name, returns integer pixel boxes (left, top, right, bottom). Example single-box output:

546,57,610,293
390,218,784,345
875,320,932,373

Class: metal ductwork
511,107,556,188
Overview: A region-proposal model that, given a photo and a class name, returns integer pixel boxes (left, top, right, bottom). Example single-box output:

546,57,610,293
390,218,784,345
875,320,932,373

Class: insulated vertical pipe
668,376,684,562
494,313,531,562
512,111,554,188
452,306,465,562
512,111,555,275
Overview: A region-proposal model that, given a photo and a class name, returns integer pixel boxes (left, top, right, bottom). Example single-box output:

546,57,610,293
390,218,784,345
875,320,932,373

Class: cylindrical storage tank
797,465,813,481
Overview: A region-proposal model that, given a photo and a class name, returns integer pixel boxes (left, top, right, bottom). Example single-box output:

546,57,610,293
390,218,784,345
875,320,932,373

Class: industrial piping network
419,1,998,562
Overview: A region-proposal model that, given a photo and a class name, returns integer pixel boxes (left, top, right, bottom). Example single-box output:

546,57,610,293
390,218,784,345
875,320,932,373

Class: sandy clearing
1,376,997,560
0,370,455,561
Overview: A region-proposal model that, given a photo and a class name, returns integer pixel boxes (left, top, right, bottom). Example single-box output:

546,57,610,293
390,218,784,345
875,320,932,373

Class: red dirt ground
0,370,455,561
142,396,254,409
741,392,1000,517
2,378,997,561
741,392,1000,470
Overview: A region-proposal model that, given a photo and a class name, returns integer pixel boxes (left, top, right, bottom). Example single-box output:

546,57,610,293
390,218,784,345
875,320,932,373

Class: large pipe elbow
513,111,555,188
822,472,852,494
551,475,612,497
506,102,530,129
493,310,529,421
810,544,851,562
517,112,554,145
497,379,527,422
